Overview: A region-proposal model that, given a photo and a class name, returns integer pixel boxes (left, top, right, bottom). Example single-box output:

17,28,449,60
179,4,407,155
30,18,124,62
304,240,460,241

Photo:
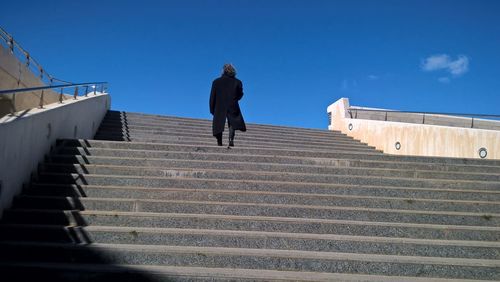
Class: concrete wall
0,93,110,218
327,98,500,160
0,44,64,117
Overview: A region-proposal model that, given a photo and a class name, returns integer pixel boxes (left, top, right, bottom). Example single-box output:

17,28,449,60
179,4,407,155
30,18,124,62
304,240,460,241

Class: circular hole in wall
73,125,78,138
479,147,487,159
46,123,52,139
348,123,353,131
395,141,401,150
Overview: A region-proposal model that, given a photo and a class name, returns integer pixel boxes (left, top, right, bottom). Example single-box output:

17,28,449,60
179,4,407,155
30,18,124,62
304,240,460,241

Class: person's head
222,63,236,77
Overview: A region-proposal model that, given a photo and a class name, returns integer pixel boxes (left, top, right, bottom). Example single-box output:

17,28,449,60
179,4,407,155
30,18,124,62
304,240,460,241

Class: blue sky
1,0,499,129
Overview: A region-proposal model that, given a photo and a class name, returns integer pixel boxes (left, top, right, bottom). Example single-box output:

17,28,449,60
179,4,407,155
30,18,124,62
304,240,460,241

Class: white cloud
448,56,469,76
421,54,469,76
438,77,450,83
367,75,379,80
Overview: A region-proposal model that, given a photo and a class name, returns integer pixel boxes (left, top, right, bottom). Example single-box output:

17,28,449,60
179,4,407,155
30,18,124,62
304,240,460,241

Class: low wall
0,44,64,117
327,98,500,160
0,93,110,218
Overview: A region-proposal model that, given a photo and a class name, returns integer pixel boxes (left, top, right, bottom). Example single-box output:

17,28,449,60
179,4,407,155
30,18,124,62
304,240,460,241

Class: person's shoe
228,139,234,147
216,136,223,146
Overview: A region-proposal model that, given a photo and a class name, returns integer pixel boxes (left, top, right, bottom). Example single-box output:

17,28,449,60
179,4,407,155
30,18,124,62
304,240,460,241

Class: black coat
209,74,246,136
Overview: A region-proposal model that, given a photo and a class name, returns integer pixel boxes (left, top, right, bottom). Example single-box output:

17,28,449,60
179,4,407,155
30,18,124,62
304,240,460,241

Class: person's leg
215,133,223,146
227,119,235,147
228,125,235,147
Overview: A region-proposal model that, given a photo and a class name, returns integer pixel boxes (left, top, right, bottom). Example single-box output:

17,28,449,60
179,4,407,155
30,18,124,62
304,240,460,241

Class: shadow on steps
94,111,131,141
0,141,176,282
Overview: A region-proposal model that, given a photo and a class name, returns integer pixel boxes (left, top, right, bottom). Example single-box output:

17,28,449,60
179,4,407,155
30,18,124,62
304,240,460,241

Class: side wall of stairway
0,93,110,218
327,98,500,159
0,44,62,117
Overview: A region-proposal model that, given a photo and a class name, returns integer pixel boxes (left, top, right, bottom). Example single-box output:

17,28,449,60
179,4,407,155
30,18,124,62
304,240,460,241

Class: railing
347,108,500,129
0,26,70,85
0,82,108,113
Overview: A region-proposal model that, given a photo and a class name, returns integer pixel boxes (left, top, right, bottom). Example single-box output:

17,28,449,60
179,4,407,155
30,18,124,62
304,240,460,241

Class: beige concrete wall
327,98,500,160
0,44,63,117
0,93,110,218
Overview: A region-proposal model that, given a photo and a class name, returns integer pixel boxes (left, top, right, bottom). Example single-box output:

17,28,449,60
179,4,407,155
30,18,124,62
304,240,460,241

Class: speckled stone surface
0,242,498,280
27,182,500,202
5,209,499,241
2,110,500,281
38,171,500,191
40,162,500,183
47,154,500,174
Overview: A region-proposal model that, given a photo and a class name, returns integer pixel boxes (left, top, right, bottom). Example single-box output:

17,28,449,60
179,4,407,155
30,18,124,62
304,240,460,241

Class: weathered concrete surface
0,44,66,117
327,98,500,160
0,93,110,218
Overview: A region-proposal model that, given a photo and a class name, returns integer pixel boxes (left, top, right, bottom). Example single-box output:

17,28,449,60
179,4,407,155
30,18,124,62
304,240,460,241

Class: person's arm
209,81,216,115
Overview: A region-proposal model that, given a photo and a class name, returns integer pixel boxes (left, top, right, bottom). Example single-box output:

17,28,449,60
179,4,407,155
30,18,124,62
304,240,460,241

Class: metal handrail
0,82,107,95
0,82,108,112
347,107,500,129
347,108,500,119
0,26,71,85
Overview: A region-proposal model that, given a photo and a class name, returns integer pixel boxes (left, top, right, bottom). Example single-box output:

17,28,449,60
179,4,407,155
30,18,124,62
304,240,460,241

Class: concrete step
81,135,380,152
103,111,339,135
0,223,90,244
36,169,500,192
98,121,350,136
98,119,342,140
96,131,367,148
57,146,390,165
46,154,500,175
97,122,357,140
56,144,500,167
107,137,377,153
16,186,500,213
1,225,498,259
97,121,354,140
26,183,500,203
10,196,500,226
94,134,376,152
2,262,491,282
4,210,499,241
39,161,500,183
0,242,498,280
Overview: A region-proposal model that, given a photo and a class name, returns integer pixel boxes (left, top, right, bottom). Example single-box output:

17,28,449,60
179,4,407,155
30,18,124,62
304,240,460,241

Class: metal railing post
8,36,14,53
422,113,425,124
100,84,104,93
73,87,79,100
85,86,89,97
39,90,44,108
93,86,97,95
471,117,474,128
59,88,64,103
10,92,16,115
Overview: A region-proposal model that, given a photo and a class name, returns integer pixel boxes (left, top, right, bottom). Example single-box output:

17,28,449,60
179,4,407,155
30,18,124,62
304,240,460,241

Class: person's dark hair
222,64,236,77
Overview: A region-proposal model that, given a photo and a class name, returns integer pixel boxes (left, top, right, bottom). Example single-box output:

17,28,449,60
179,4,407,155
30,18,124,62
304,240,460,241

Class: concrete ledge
0,93,110,218
327,98,500,160
0,44,64,117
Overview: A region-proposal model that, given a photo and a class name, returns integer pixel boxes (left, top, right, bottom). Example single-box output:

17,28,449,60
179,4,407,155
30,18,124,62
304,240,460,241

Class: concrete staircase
0,110,499,281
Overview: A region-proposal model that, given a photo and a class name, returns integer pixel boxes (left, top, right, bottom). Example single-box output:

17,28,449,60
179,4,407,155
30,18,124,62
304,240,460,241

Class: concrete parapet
0,44,67,117
327,98,500,160
0,93,110,218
